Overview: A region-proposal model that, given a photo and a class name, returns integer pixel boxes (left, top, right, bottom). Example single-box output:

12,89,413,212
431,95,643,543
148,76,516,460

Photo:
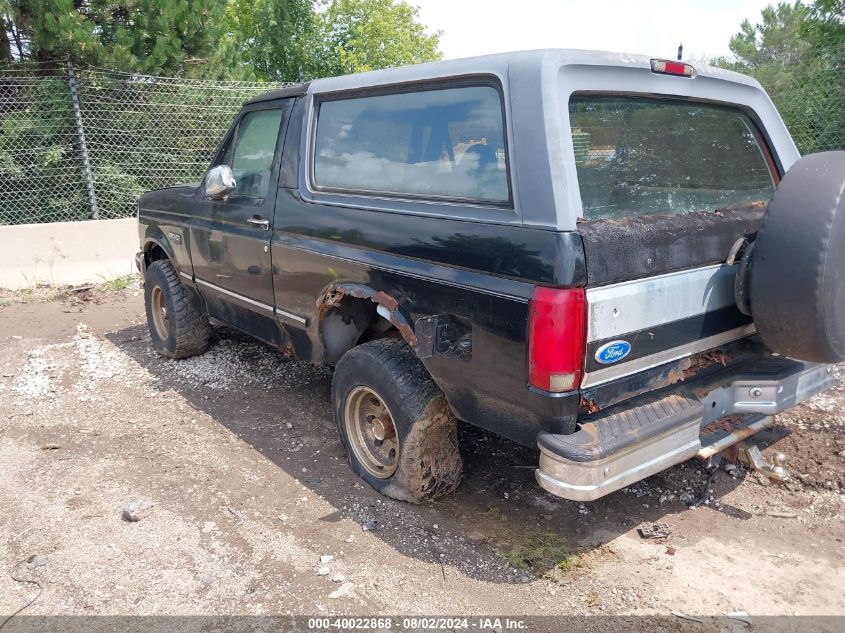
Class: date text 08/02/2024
306,617,528,630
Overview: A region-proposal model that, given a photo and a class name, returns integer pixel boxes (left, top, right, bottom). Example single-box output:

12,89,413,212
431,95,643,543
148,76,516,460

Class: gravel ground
0,286,843,625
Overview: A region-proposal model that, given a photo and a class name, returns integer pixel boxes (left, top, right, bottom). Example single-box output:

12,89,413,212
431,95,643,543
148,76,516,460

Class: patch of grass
542,552,583,583
0,286,58,308
502,530,581,575
99,274,137,292
555,551,583,572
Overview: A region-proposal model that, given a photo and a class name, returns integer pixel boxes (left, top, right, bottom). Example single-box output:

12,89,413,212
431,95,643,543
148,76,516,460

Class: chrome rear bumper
536,359,834,501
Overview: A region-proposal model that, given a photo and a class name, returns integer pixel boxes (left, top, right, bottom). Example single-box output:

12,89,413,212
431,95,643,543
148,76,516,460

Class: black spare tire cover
751,151,845,363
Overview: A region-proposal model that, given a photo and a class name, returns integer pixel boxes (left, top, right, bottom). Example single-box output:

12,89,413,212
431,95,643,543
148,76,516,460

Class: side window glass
313,85,510,204
222,108,284,199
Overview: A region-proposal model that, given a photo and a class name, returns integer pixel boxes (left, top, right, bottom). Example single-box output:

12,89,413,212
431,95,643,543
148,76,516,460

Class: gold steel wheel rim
344,386,399,479
150,285,170,340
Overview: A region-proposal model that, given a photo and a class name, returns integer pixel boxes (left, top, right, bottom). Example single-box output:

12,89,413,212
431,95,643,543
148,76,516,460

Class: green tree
803,0,845,47
727,1,810,68
4,1,246,78
226,0,315,81
3,0,441,79
713,1,845,154
309,0,441,77
1,1,18,62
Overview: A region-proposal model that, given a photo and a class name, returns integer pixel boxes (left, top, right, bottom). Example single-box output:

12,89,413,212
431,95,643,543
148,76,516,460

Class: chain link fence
1,52,843,226
0,64,89,224
0,62,286,225
760,47,845,157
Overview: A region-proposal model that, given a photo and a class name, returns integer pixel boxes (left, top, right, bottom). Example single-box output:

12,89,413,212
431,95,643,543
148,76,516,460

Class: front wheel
144,259,211,359
332,339,463,503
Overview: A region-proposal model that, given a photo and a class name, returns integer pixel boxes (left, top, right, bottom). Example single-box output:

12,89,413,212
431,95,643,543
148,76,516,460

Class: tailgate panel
582,264,754,387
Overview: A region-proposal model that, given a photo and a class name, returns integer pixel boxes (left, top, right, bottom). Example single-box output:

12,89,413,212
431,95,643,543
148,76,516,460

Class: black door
190,100,292,337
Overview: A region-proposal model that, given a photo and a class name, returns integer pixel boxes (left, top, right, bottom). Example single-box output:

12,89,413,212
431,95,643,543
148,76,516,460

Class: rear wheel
332,339,463,503
344,385,402,479
144,259,211,359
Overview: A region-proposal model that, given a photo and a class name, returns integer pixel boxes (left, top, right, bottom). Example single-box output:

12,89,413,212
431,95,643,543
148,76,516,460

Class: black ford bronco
137,50,845,503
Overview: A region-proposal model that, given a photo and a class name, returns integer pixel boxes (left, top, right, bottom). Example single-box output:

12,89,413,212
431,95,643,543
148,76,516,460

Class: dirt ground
1,286,844,625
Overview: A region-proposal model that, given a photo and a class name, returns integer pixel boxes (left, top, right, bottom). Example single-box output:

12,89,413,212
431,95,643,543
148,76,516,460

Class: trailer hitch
689,441,788,507
737,443,789,482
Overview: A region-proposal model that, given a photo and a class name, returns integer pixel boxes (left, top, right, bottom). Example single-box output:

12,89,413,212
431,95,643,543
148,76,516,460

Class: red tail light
528,287,587,393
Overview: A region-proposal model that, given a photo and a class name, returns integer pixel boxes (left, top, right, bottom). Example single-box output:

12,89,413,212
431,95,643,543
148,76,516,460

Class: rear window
313,85,510,204
569,95,776,220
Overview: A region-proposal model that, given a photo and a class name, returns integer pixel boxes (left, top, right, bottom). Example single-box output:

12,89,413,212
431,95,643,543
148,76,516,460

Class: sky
412,0,775,63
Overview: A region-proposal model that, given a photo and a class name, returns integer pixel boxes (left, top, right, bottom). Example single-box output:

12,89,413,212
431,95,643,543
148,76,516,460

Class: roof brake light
650,59,694,77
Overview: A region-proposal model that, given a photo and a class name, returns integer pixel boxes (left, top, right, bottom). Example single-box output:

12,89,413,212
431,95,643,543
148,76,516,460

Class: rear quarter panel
270,187,584,445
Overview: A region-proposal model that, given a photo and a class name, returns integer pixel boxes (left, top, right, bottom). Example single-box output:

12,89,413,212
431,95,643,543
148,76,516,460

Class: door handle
247,217,270,230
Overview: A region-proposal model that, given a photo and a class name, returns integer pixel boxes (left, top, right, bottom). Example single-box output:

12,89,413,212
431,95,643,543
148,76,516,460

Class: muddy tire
750,151,845,363
144,259,211,359
332,339,463,503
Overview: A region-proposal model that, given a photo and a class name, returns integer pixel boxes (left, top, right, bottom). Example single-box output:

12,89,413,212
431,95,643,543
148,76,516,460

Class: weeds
99,274,137,292
502,530,582,577
0,274,136,307
0,286,57,308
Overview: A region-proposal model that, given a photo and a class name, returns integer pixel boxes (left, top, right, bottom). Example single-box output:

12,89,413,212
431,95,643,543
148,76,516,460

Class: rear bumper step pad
538,394,703,463
536,358,834,501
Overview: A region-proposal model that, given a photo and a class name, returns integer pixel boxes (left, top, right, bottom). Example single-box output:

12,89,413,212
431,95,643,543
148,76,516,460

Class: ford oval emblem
595,340,632,364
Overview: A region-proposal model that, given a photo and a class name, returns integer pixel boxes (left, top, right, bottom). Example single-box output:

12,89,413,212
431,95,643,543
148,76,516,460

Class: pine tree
5,0,246,78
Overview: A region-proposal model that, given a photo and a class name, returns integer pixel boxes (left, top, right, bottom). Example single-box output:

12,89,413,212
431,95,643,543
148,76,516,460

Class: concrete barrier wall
0,218,138,290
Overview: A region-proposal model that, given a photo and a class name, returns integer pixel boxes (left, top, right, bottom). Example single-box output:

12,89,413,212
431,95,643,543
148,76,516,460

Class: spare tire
750,151,845,363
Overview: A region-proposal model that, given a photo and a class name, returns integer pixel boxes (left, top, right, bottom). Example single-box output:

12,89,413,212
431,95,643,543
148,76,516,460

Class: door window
221,108,284,199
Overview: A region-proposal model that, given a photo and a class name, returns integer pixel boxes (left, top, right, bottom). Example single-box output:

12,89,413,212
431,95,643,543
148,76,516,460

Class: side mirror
205,165,236,200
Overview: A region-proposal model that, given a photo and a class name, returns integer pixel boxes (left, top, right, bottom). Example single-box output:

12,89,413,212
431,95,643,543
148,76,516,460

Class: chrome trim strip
194,277,275,314
275,307,307,325
580,323,757,388
179,271,193,281
192,276,308,325
586,264,737,342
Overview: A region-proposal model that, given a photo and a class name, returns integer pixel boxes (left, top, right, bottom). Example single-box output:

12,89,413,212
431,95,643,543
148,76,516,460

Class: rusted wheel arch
315,283,418,353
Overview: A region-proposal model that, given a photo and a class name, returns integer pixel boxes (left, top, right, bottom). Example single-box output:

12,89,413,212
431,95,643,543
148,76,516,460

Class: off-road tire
144,259,211,359
750,151,845,363
332,339,463,503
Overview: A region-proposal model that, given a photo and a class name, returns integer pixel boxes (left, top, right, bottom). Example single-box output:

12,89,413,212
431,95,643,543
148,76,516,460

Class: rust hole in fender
315,283,417,347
